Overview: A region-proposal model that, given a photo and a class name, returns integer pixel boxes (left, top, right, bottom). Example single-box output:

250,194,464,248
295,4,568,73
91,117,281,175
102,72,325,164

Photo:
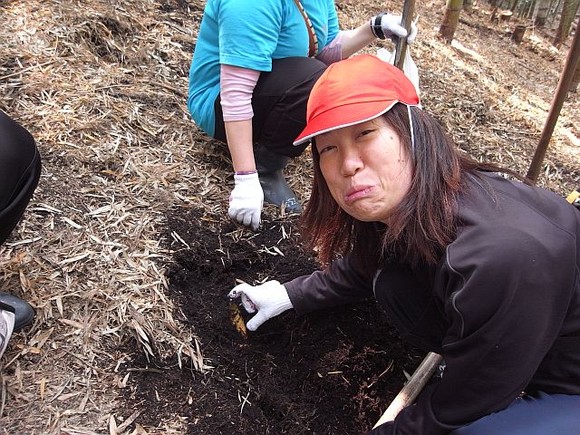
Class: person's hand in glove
370,13,418,44
228,280,293,331
228,172,264,230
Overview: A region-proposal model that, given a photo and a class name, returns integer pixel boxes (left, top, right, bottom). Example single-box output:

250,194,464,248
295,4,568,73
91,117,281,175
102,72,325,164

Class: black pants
213,57,327,158
0,111,41,245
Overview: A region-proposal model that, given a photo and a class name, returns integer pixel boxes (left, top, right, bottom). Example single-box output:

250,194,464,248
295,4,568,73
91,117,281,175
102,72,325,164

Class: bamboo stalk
526,23,580,183
394,0,416,69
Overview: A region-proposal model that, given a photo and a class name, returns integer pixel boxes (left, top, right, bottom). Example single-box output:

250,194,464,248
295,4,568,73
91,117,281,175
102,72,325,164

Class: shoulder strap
293,0,318,57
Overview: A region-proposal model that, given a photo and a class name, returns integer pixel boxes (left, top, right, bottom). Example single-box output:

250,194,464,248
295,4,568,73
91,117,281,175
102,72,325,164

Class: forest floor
0,0,578,434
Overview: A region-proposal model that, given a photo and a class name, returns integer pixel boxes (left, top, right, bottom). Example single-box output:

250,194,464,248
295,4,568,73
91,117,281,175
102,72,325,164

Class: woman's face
315,116,413,223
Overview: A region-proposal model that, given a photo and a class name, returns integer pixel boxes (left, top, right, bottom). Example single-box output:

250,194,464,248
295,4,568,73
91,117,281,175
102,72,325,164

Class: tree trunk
554,0,580,46
549,0,563,25
518,0,534,18
526,0,537,18
571,56,580,92
535,0,551,25
512,24,527,42
439,0,464,42
518,0,536,20
527,26,580,182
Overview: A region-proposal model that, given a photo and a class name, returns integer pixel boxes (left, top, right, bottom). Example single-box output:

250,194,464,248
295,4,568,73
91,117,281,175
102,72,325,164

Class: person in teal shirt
188,0,415,230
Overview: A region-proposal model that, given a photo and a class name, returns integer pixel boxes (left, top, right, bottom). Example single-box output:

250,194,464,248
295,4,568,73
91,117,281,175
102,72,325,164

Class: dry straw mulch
1,1,210,433
0,0,578,433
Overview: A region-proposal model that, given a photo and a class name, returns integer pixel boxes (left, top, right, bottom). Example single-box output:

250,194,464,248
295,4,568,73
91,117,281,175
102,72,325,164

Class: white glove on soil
228,280,293,331
228,172,264,231
370,13,418,44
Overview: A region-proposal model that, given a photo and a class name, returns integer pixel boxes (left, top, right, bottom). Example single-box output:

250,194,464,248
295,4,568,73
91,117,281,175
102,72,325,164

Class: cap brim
293,100,417,146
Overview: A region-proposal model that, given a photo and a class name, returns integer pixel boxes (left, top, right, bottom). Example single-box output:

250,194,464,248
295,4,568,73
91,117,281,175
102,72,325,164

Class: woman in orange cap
228,54,580,434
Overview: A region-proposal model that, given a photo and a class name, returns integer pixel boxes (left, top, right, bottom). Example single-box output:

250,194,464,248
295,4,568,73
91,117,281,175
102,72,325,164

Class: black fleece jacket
284,172,580,434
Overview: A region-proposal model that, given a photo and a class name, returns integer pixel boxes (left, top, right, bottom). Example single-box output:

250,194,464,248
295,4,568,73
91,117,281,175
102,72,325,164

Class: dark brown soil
119,208,423,434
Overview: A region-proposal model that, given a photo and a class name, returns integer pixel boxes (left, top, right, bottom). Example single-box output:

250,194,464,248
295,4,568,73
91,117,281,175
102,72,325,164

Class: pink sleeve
220,65,260,122
316,32,345,65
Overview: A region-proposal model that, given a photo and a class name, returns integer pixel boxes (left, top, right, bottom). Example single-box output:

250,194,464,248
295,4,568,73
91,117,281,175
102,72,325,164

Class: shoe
254,146,302,214
0,293,35,332
0,309,15,359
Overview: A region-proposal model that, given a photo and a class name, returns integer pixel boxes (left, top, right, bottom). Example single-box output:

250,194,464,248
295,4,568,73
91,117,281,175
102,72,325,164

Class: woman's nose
340,149,363,177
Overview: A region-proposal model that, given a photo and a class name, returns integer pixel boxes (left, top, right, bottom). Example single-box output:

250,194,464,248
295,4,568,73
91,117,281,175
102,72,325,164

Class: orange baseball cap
293,54,420,145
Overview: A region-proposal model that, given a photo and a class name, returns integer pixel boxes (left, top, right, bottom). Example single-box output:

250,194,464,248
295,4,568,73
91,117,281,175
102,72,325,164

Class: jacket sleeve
284,255,375,315
377,221,576,434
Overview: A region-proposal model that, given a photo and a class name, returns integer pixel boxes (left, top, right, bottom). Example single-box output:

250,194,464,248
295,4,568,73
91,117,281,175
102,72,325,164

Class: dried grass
0,0,577,433
0,0,210,432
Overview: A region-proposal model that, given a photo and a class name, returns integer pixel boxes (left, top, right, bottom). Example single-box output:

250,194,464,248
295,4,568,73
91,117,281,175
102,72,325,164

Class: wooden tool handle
373,352,443,428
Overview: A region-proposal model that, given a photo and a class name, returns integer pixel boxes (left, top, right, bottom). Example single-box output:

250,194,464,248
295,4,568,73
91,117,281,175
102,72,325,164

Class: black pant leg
0,111,41,245
214,57,327,158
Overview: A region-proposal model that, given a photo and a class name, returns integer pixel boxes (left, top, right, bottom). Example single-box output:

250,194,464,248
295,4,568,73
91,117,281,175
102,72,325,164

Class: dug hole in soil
120,207,423,434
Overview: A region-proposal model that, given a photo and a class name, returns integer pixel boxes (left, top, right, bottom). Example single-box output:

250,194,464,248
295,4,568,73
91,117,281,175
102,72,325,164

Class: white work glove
370,13,418,44
228,172,264,230
228,280,293,331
